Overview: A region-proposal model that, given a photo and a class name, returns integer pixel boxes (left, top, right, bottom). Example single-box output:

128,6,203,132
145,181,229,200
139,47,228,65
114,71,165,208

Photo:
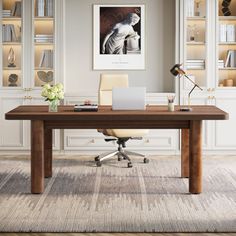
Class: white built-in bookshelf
218,0,236,87
33,0,54,87
185,0,207,88
1,0,22,87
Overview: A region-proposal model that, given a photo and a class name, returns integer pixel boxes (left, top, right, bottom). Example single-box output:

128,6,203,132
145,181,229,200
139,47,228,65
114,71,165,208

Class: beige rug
0,155,236,232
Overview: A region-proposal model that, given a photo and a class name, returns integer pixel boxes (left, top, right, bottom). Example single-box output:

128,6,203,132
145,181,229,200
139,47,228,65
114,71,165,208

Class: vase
48,100,59,112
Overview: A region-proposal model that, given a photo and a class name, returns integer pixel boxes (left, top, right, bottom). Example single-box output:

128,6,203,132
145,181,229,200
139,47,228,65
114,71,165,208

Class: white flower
58,92,64,100
56,83,63,90
41,83,64,101
43,83,51,90
48,92,56,100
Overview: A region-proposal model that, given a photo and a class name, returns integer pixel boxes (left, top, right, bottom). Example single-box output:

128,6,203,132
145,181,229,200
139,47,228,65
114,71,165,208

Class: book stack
45,0,53,17
35,34,53,43
39,49,53,68
225,50,236,68
74,104,98,112
187,0,194,17
218,60,224,68
36,0,45,17
2,24,18,42
11,1,21,17
219,24,236,42
186,59,205,69
35,0,54,17
3,10,11,17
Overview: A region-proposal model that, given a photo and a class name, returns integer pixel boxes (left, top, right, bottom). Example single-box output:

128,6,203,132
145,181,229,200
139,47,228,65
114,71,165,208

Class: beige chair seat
104,129,149,138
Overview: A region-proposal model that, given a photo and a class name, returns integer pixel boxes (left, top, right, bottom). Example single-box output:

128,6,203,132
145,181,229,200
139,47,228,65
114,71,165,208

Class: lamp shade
170,64,186,77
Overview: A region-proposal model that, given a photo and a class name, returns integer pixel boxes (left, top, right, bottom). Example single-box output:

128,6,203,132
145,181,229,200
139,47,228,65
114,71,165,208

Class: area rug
0,155,236,232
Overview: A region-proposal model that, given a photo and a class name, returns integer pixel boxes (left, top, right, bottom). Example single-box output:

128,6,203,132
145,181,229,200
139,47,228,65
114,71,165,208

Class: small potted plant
41,83,64,112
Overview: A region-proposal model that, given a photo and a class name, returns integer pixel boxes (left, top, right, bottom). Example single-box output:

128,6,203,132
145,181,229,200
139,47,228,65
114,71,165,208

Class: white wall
64,0,175,94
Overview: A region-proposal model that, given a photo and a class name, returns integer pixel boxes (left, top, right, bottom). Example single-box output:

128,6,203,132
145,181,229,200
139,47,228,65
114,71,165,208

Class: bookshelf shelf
2,42,21,45
3,67,21,70
219,67,236,70
186,68,205,71
187,17,206,21
34,42,54,45
2,17,21,21
187,42,205,45
219,16,236,21
35,67,53,70
34,17,54,21
219,42,236,45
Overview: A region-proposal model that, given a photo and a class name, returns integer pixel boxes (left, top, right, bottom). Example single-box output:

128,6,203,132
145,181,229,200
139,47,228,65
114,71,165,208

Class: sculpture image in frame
93,4,145,70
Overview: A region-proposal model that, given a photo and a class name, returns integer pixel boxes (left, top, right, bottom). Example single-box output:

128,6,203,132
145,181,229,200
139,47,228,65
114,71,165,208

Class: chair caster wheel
95,156,100,162
127,162,133,168
96,161,102,167
144,158,149,163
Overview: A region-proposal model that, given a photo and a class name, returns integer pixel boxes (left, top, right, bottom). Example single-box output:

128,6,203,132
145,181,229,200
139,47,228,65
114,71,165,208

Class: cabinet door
0,96,30,149
217,0,236,89
0,0,23,89
181,0,209,92
32,0,55,89
213,97,236,149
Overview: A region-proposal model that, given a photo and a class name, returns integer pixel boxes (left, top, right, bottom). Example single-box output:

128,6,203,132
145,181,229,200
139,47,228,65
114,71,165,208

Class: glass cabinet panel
218,0,236,88
1,0,22,88
33,0,54,87
185,0,207,89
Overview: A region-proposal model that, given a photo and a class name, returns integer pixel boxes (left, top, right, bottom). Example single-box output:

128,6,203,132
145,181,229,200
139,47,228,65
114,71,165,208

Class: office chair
95,73,149,168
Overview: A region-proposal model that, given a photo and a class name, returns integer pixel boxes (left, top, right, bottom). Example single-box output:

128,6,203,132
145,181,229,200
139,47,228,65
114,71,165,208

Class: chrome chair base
94,148,149,168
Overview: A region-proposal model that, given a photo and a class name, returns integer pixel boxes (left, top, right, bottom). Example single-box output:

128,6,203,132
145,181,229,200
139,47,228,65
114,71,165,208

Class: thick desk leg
31,120,44,194
181,129,189,178
189,120,202,194
44,129,52,178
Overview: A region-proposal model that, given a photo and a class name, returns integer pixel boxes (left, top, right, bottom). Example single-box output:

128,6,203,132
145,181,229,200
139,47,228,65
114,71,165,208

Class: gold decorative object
7,47,16,67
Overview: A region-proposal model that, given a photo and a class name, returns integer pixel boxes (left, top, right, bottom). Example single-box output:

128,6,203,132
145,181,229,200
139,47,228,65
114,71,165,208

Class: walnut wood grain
44,128,52,178
31,120,44,194
189,120,202,194
44,120,190,129
5,105,228,194
181,129,189,178
5,105,229,121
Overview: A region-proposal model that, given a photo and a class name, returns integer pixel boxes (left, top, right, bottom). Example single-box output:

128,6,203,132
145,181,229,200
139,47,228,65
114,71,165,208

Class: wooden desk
5,105,228,194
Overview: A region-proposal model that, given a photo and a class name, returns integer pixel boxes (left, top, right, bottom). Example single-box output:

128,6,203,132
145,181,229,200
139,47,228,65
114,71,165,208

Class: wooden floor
1,233,236,236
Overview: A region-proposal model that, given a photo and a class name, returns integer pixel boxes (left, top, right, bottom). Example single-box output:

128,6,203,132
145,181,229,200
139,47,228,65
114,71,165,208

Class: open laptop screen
112,87,146,110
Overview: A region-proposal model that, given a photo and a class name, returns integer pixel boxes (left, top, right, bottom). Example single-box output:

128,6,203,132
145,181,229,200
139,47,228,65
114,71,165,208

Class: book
187,0,194,17
2,24,18,42
45,0,53,17
39,49,53,68
225,50,232,67
226,24,236,42
219,24,227,42
36,0,45,17
74,104,98,112
11,1,21,17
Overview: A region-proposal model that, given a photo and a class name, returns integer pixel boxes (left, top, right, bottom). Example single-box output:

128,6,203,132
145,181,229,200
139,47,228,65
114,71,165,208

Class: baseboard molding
1,149,236,156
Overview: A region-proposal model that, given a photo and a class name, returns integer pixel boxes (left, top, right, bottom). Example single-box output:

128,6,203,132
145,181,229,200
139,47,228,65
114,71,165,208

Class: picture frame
93,4,145,70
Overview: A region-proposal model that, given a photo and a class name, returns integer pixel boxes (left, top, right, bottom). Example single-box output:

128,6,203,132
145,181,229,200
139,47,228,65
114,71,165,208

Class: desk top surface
5,105,228,121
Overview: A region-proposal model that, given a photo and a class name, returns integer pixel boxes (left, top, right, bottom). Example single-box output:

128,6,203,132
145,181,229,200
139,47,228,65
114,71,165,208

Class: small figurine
7,47,16,67
8,74,18,86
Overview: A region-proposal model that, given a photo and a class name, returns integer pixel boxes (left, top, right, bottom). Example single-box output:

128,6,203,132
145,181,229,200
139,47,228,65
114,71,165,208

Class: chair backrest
99,74,129,105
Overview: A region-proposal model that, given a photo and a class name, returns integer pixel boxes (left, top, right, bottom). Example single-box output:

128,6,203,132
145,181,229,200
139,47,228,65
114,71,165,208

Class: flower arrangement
41,83,64,112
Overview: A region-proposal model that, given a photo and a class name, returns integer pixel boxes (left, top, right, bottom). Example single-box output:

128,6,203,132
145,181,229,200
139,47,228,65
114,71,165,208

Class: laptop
112,87,146,110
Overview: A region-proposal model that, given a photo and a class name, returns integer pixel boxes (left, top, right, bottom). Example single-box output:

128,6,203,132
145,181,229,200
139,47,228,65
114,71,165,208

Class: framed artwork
93,4,145,70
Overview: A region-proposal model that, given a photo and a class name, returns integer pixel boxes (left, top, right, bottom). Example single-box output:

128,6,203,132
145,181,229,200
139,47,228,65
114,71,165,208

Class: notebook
112,87,146,110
